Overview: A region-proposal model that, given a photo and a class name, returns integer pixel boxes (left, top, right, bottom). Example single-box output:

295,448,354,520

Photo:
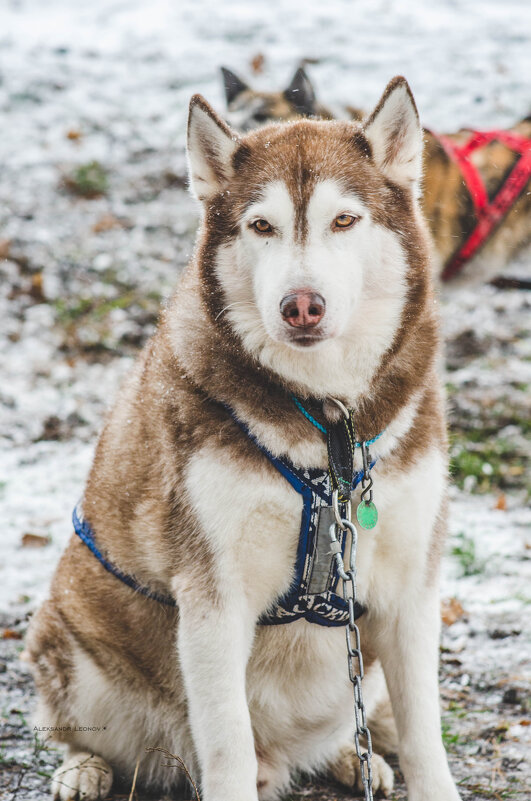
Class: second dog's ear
363,77,423,188
284,67,316,116
221,67,250,105
187,95,240,201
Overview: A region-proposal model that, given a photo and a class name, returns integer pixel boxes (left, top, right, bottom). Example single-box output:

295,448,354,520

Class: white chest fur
184,440,446,619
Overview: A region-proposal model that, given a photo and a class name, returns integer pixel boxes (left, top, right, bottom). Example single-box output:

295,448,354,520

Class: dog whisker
215,300,256,320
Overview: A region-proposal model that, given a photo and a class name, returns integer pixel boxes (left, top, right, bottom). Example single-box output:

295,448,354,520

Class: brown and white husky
222,66,531,287
26,77,461,801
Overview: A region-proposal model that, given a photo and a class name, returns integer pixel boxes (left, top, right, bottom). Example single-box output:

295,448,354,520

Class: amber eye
333,214,358,230
252,219,273,234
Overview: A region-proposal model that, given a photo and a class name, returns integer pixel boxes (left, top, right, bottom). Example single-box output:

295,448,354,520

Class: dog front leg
374,590,461,801
176,586,258,801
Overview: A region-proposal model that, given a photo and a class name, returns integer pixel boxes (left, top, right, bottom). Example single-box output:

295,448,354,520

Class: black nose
280,291,326,328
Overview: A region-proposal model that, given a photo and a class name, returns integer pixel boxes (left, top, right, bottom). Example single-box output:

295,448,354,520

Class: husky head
186,77,428,399
221,66,321,131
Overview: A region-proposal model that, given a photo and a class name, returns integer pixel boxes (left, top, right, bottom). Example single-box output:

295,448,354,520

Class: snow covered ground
0,1,530,799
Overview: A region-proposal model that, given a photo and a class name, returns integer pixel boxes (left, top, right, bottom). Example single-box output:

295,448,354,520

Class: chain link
330,491,374,801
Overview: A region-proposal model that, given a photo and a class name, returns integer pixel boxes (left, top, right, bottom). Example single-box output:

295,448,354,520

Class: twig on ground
128,757,140,801
145,746,201,801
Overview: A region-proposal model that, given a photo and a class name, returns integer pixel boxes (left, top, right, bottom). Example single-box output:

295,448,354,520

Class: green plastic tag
356,500,378,530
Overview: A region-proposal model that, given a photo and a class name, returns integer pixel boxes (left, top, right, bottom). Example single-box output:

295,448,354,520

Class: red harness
433,129,531,281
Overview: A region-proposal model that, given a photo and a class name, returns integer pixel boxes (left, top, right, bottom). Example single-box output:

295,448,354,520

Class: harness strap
225,404,324,498
73,506,177,606
433,129,531,281
73,404,376,626
223,404,371,625
224,402,373,502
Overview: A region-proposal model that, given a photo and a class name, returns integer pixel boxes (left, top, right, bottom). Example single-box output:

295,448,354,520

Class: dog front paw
52,752,113,800
329,744,394,797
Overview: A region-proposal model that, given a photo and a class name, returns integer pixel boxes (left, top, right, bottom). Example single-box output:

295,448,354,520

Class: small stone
93,253,112,271
489,628,521,640
21,532,50,548
502,688,519,705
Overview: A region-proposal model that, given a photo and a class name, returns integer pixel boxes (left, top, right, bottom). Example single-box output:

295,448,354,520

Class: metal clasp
332,489,351,530
329,396,350,420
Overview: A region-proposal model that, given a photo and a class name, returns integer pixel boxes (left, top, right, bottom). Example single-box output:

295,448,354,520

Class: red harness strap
433,129,531,281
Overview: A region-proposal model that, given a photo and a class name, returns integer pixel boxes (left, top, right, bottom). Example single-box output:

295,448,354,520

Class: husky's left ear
363,77,422,188
187,95,240,202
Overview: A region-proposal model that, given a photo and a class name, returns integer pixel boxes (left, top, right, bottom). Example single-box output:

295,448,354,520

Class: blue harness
73,403,377,627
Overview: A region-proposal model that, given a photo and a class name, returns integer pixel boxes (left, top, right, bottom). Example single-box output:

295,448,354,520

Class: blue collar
291,395,385,447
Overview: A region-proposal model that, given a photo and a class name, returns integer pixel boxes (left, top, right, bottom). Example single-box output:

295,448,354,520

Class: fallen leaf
480,721,509,740
250,53,265,74
66,128,82,140
21,532,50,548
92,213,124,233
519,719,531,726
0,238,11,259
441,597,466,626
29,272,46,301
3,629,23,640
494,493,507,511
441,655,463,666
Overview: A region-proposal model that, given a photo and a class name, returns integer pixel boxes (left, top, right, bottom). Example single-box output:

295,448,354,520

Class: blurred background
0,1,529,799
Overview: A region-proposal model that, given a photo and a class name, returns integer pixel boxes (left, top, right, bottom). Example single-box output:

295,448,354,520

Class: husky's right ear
187,95,240,202
221,67,250,105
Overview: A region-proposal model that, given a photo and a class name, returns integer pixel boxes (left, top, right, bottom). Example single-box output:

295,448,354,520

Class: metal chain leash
330,491,374,801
